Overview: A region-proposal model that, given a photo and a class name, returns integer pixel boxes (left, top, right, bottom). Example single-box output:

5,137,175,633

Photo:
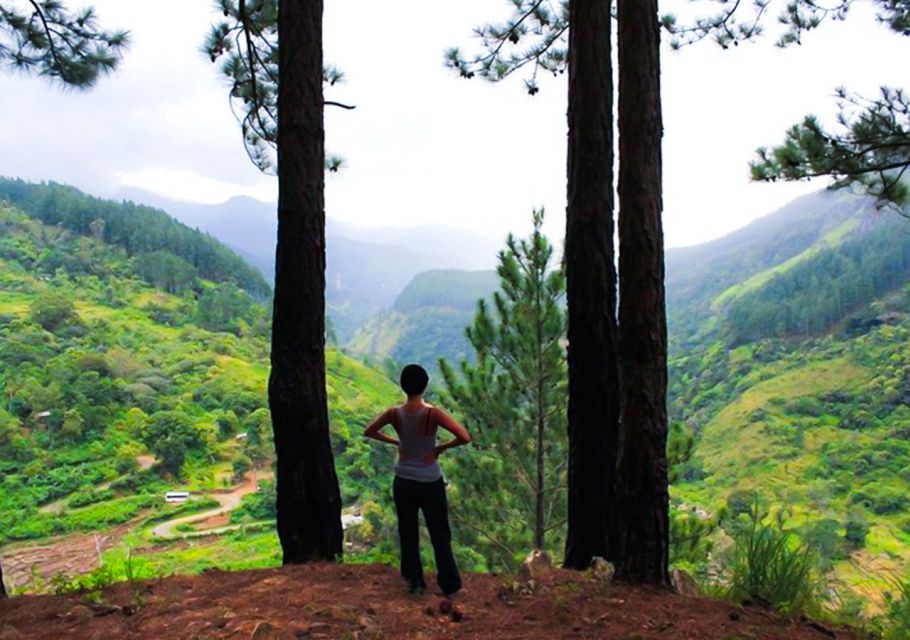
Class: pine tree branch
238,0,271,150
474,0,547,67
543,517,567,533
26,0,62,75
449,510,518,562
324,100,355,110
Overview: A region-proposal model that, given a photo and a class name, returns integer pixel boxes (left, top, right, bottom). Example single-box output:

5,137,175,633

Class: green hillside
352,189,910,609
346,269,498,370
0,200,402,586
665,192,910,605
665,189,877,349
0,178,271,299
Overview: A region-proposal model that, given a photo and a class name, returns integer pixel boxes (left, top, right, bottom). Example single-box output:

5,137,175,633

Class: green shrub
232,454,252,481
850,486,909,515
883,575,910,640
50,563,116,596
68,488,114,508
844,509,869,549
28,294,78,332
786,397,824,417
726,490,760,518
800,518,846,569
231,480,276,522
725,507,825,615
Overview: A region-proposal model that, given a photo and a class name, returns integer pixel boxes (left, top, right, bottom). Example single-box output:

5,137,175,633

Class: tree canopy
204,0,346,173
662,0,910,211
448,1,910,211
0,0,127,87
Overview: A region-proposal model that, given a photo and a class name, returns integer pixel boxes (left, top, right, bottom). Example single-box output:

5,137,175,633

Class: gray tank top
393,406,443,482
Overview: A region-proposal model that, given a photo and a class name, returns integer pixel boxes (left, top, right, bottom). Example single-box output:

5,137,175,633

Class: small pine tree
440,209,567,570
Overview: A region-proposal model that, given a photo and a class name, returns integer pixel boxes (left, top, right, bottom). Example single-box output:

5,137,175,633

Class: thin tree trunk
535,260,546,551
269,0,343,564
535,381,545,550
616,0,671,586
1,555,6,598
563,0,621,569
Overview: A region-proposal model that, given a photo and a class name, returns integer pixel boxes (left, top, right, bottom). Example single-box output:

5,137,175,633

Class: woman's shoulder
399,402,435,413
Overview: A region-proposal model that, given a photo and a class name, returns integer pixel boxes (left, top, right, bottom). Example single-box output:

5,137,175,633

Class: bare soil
0,562,856,639
3,522,137,590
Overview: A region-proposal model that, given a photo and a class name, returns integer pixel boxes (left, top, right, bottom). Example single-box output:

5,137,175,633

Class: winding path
151,472,270,539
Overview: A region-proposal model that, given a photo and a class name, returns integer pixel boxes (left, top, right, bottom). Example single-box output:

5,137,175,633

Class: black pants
392,476,462,595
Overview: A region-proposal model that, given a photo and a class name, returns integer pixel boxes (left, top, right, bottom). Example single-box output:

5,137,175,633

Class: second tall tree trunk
616,0,671,586
270,0,344,564
563,0,621,569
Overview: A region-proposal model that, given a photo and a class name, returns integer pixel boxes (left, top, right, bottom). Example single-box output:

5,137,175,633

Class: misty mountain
115,188,501,338
346,269,499,370
351,188,903,375
665,189,881,348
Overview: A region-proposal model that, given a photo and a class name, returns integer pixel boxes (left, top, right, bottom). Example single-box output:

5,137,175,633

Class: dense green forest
665,189,872,349
724,216,910,342
347,269,498,371
0,178,270,299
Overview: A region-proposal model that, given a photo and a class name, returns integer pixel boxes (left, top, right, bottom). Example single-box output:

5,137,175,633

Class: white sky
0,1,905,248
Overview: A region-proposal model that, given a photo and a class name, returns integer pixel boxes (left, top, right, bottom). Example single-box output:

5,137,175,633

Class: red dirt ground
0,563,855,640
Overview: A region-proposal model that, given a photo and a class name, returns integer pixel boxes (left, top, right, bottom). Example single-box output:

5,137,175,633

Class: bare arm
432,408,471,455
364,408,399,447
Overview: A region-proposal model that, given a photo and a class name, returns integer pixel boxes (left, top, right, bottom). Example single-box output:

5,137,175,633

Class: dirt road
150,472,271,539
4,470,269,591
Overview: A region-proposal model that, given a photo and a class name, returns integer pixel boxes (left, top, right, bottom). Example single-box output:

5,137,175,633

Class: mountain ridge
114,186,502,339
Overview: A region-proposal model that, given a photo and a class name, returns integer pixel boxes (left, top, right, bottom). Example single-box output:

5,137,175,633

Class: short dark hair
400,364,429,396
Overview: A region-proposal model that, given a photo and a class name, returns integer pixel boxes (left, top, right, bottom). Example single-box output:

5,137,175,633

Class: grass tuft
724,504,826,616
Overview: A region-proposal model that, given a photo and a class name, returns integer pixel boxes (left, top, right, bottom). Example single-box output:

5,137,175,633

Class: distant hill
0,199,400,575
115,188,502,339
665,190,910,599
0,178,270,299
347,269,499,370
666,191,892,347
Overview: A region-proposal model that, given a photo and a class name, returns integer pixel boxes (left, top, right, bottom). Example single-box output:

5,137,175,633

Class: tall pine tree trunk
616,0,670,586
269,0,343,564
563,0,621,569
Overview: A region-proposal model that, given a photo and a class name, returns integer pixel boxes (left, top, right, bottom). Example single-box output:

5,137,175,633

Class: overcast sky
0,0,904,248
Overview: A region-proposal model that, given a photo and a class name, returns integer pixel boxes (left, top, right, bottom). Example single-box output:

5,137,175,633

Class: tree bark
535,374,545,550
616,0,671,586
563,0,621,569
269,0,343,564
1,555,6,598
535,269,546,551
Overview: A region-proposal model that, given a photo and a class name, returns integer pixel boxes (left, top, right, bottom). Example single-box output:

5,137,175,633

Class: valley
1,179,909,620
